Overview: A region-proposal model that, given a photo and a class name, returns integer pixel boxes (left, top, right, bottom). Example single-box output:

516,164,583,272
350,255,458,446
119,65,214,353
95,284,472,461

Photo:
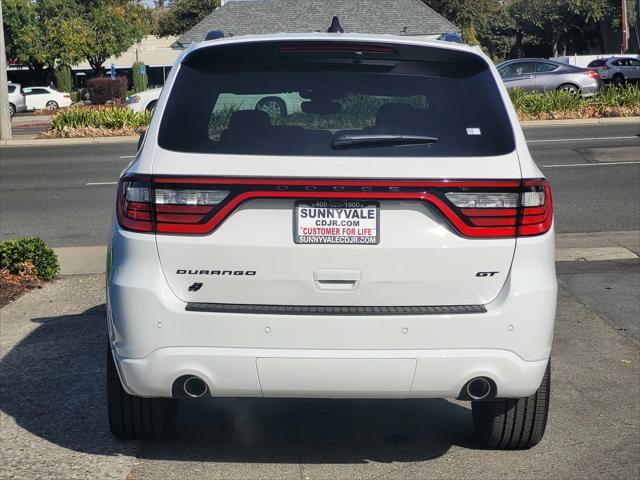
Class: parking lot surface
1,263,638,480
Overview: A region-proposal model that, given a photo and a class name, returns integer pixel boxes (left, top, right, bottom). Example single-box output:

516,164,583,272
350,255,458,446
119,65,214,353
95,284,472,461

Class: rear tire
256,96,287,117
612,74,625,87
46,100,59,110
9,103,15,117
557,83,579,95
107,342,177,440
472,361,550,449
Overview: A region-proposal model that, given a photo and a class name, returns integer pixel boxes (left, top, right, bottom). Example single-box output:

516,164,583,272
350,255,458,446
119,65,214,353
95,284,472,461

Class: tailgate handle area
314,269,361,291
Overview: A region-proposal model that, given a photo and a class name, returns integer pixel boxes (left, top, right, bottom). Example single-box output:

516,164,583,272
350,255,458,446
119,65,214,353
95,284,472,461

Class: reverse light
155,189,229,205
445,192,518,208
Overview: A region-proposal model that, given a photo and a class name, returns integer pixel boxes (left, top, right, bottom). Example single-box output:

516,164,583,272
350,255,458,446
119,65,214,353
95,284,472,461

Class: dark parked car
497,59,601,96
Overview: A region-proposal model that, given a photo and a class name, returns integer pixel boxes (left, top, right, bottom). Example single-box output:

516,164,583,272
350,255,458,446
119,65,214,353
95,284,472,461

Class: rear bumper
113,346,548,399
107,226,556,399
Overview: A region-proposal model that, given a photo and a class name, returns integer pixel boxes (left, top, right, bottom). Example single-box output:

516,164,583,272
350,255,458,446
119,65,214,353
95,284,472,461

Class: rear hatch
143,39,525,307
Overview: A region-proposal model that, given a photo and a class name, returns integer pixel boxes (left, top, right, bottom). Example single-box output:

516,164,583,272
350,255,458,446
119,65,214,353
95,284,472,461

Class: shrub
0,238,60,281
87,76,128,105
51,105,151,130
54,66,72,94
132,62,148,93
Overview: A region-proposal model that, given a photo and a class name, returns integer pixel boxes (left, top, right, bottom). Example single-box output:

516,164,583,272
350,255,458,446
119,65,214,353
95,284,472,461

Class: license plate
294,200,380,245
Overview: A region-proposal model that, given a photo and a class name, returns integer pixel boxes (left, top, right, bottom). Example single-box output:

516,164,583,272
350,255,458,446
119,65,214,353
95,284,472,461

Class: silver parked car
8,82,27,117
497,59,601,96
587,57,640,86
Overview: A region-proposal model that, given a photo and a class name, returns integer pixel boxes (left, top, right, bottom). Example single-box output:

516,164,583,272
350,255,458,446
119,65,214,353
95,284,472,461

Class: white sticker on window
466,128,482,135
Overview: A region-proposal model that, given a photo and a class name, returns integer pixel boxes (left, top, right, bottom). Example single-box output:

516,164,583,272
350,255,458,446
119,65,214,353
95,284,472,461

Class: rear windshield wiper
331,133,438,149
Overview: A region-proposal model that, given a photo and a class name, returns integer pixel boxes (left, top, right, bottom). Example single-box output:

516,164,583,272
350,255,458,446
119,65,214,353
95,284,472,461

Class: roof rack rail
205,30,225,41
327,16,344,33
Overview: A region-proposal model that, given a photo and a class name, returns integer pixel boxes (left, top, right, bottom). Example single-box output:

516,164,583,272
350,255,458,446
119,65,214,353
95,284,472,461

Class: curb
520,116,640,127
1,135,138,147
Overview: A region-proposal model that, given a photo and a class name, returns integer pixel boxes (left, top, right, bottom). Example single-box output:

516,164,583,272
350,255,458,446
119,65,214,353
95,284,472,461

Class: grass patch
43,105,151,138
510,84,640,120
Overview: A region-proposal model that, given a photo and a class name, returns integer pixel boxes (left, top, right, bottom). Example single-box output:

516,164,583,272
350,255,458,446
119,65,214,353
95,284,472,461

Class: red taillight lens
117,177,153,232
117,175,230,233
444,179,552,237
116,176,552,237
586,69,600,79
517,179,553,236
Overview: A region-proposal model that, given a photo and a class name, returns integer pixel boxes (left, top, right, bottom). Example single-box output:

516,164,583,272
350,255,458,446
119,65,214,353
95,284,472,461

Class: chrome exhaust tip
183,376,208,398
466,377,492,400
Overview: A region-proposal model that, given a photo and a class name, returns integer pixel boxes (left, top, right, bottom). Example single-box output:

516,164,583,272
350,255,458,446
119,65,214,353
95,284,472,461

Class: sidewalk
54,231,640,275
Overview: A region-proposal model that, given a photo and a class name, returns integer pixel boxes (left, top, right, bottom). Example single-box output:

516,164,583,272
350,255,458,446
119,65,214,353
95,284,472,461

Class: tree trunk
551,30,561,58
510,30,524,58
87,55,107,77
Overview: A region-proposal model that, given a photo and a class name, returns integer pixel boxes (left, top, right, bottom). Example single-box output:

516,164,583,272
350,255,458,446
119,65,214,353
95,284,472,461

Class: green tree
422,1,515,61
54,65,72,93
508,0,610,57
132,61,148,92
81,1,147,75
156,0,219,37
2,0,89,82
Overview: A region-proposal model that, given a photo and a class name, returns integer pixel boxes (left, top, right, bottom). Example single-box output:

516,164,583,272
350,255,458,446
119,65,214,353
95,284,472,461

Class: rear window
159,41,515,157
587,59,606,68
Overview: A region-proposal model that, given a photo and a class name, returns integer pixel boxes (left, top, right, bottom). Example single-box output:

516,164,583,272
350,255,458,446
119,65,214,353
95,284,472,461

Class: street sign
110,64,116,80
139,64,146,75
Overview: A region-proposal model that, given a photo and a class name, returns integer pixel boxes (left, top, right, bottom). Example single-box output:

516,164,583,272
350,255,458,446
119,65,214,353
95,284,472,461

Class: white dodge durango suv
107,33,556,449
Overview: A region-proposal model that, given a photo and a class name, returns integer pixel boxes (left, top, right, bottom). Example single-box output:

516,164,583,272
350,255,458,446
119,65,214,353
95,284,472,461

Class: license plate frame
293,200,380,245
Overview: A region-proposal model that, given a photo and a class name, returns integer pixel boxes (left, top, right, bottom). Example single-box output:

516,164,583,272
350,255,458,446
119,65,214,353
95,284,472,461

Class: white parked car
125,87,163,113
108,33,556,449
23,86,72,110
7,82,27,116
127,87,303,116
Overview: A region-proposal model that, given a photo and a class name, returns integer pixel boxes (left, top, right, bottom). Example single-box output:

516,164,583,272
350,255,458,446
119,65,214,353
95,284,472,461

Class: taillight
517,179,553,236
443,179,552,237
116,176,552,237
117,175,229,233
586,69,600,79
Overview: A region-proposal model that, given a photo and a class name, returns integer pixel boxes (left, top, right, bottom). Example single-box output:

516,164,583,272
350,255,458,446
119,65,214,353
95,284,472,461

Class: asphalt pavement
0,122,639,478
0,270,638,479
1,122,639,247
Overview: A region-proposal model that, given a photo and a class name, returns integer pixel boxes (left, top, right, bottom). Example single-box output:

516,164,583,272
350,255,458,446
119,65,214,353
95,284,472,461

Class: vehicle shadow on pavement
0,304,478,463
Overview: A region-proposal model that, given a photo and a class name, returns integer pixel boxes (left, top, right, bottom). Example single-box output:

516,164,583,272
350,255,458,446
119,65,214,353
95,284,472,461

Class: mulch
0,269,44,307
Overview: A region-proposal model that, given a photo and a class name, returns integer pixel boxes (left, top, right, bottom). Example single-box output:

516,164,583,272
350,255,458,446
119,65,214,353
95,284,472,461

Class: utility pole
0,0,13,140
621,0,628,53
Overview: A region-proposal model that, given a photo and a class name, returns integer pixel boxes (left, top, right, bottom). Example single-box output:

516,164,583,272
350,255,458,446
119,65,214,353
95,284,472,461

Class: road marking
119,155,135,159
86,181,118,186
542,161,640,168
527,136,638,143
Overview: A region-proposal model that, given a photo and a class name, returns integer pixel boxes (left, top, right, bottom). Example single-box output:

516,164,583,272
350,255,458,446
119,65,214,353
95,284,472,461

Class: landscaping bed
39,85,640,138
39,105,150,138
511,84,640,121
0,238,60,306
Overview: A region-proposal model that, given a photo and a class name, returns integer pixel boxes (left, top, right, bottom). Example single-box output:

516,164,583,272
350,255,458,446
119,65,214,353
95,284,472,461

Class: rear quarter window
159,41,515,157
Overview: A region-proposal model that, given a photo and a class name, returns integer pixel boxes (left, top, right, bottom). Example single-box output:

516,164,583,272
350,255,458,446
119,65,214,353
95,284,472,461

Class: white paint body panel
108,33,556,400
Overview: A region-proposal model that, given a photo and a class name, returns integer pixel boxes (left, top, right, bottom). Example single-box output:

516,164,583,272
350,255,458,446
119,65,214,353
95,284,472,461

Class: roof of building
176,0,458,47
